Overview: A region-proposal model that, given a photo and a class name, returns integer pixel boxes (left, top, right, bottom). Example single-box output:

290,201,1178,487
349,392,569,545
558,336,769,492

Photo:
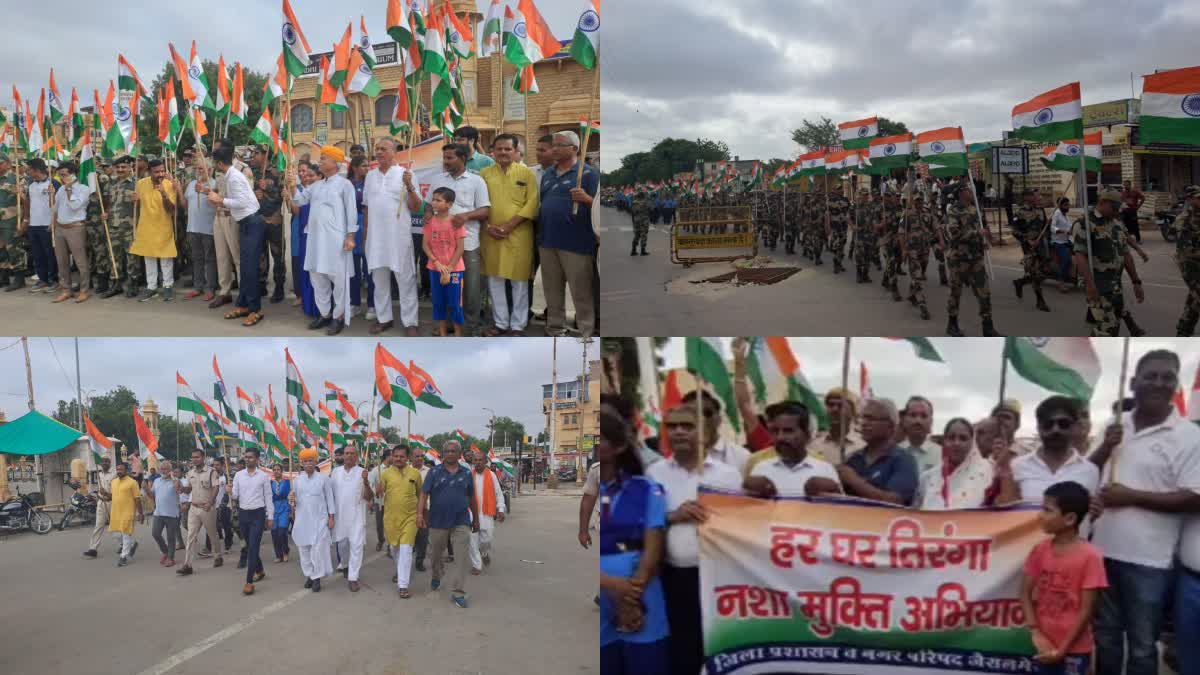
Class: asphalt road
0,492,598,675
599,206,1192,337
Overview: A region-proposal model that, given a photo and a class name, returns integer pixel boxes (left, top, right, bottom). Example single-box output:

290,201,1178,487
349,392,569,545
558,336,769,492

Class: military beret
1184,185,1200,199
1098,188,1122,204
114,155,134,165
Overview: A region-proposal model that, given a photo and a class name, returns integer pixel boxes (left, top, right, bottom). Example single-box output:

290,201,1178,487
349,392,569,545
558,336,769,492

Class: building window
375,95,397,126
330,108,346,130
291,104,313,133
478,67,492,108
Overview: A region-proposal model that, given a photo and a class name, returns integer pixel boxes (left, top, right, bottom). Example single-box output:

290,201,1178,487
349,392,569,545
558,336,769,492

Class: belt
1185,565,1200,580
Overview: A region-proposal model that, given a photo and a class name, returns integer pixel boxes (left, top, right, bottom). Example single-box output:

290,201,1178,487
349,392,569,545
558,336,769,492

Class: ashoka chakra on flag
1035,108,1054,125
515,22,527,38
1183,94,1200,117
883,144,896,156
581,10,599,31
931,141,945,153
858,126,870,137
283,23,297,44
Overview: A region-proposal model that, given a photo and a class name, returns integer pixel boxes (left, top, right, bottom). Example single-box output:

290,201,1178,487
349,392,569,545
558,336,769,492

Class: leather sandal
242,312,265,327
224,307,251,320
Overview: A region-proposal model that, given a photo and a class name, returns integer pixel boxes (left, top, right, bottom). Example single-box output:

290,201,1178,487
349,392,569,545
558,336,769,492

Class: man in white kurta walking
291,448,336,592
330,446,372,592
364,137,423,336
468,453,506,574
291,145,358,335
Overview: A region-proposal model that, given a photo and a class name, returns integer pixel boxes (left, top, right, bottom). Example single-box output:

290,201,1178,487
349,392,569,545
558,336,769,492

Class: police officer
904,193,936,320
940,182,1001,337
1074,188,1144,336
853,187,876,283
1011,188,1051,312
878,191,902,301
630,191,651,256
1174,185,1200,335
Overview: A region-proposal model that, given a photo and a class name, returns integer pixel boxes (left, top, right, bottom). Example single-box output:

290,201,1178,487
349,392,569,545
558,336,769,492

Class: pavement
599,205,1192,336
0,493,598,675
0,270,572,338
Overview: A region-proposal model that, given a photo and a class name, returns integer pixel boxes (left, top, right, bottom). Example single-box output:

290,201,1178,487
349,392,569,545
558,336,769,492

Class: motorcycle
1156,194,1186,243
58,489,98,531
0,488,54,535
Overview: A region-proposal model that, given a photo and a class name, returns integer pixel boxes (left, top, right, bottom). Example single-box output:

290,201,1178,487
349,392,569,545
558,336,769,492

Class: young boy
1021,480,1108,675
423,187,466,337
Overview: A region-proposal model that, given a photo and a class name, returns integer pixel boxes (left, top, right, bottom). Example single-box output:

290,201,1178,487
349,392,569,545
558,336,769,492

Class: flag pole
572,67,600,216
1108,337,1131,486
999,339,1009,404
840,337,851,463
965,160,994,280
1077,143,1094,286
285,353,293,474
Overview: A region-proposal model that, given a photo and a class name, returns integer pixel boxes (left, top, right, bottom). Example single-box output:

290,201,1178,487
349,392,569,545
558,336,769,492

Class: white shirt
27,179,53,227
291,470,336,547
330,464,369,542
363,164,415,272
1182,516,1200,572
1011,447,1100,502
221,165,260,221
231,467,272,511
1092,411,1200,569
368,464,387,506
902,438,943,477
473,469,506,516
707,438,751,475
418,465,430,482
583,463,600,497
426,170,490,252
645,456,743,568
216,474,227,506
54,183,91,224
1050,209,1073,244
749,455,840,497
296,173,358,277
185,180,216,235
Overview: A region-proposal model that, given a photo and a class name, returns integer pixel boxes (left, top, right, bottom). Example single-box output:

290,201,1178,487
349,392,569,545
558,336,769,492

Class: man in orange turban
291,447,335,590
290,145,358,335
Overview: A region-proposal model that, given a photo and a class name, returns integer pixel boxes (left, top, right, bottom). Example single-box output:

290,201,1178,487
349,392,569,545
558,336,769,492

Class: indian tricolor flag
262,55,288,108
684,338,739,431
505,0,561,69
389,79,411,135
375,343,418,418
408,433,432,452
1012,82,1083,143
386,0,414,49
78,143,97,192
824,149,860,174
1005,337,1101,401
886,337,944,362
84,413,114,465
409,360,452,409
229,63,247,126
797,149,826,176
250,107,277,147
345,48,382,98
214,54,230,117
318,55,348,112
1140,65,1200,146
917,127,967,169
570,0,600,70
744,337,830,431
282,0,313,78
47,69,65,124
1041,131,1101,173
133,406,164,465
479,0,503,57
176,372,208,417
838,116,878,150
868,133,914,169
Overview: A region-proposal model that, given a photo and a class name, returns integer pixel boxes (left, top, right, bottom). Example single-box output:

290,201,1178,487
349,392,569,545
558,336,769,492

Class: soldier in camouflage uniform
827,184,851,275
85,168,115,295
782,190,800,255
1075,189,1144,336
251,148,286,303
1174,186,1200,335
1010,188,1052,312
630,193,650,256
941,183,1001,337
0,155,25,291
904,193,936,320
108,155,143,297
877,192,903,301
853,187,878,284
807,193,825,266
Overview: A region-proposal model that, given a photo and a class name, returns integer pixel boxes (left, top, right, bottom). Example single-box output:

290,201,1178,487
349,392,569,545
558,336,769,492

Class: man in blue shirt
538,130,598,338
150,461,183,566
419,441,480,608
836,398,920,506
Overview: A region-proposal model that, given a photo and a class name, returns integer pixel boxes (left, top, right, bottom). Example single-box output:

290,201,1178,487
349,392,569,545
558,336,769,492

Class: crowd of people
0,126,599,337
81,439,509,607
596,345,1200,675
605,175,1200,338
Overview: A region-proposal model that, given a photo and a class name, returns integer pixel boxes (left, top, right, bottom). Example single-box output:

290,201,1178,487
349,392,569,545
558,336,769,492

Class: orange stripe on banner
1144,66,1200,95
916,126,964,144
1011,82,1080,115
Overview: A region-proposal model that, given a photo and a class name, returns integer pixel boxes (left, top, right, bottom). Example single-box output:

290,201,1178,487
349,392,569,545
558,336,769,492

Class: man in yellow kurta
109,460,145,567
480,134,539,336
130,157,178,302
377,446,423,598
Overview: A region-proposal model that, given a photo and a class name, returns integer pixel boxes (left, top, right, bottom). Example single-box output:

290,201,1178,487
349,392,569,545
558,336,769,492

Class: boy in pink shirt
422,187,466,337
1021,480,1108,675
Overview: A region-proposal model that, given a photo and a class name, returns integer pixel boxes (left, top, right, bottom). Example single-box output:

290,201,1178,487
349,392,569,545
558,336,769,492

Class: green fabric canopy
0,410,83,456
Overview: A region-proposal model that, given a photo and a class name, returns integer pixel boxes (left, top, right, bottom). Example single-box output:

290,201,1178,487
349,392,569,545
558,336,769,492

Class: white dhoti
364,165,419,328
297,173,358,325
487,277,530,331
330,464,369,582
298,527,334,580
371,267,419,327
392,543,414,589
469,514,496,571
335,535,365,581
311,269,350,322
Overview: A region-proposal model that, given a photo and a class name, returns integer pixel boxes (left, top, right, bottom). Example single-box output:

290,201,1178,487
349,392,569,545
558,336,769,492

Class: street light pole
483,407,496,458
578,338,593,484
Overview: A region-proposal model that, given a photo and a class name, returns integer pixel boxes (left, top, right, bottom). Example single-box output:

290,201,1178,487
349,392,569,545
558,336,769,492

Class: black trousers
662,565,703,675
1122,209,1141,242
375,503,386,545
270,527,289,559
217,505,234,550
414,527,429,564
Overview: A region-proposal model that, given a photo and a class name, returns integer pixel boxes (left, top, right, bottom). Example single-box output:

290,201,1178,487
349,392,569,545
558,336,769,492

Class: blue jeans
237,507,266,584
600,638,670,675
1095,558,1173,675
1178,567,1200,675
1050,242,1073,282
27,227,56,285
1036,654,1089,675
349,253,374,308
236,214,266,313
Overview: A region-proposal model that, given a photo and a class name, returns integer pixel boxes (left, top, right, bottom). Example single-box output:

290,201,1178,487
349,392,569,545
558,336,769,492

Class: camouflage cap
1184,185,1200,199
114,155,134,165
1098,188,1122,205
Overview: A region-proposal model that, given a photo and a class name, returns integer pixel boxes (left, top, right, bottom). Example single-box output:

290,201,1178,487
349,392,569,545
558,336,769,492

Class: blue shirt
422,463,475,529
844,445,920,506
152,475,180,518
538,162,599,256
271,479,291,528
600,475,669,647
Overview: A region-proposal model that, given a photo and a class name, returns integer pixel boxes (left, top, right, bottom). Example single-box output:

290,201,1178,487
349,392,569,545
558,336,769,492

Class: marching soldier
1011,188,1051,312
828,183,851,275
878,191,902,301
108,155,143,297
940,183,1001,337
86,165,114,296
1074,188,1144,337
807,193,824,266
853,187,877,284
630,192,650,256
1175,185,1200,336
0,155,24,291
903,193,937,320
783,190,800,255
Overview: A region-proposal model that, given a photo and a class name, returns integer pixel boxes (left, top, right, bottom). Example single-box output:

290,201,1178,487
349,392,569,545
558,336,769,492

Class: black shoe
629,246,637,256
908,294,917,306
129,541,138,558
640,248,648,256
308,315,331,330
100,286,123,299
946,316,964,337
270,290,284,304
82,549,97,558
1125,314,1147,337
304,578,313,589
5,276,25,292
982,319,1003,337
1013,278,1025,299
341,567,349,579
919,306,931,320
312,578,321,592
326,321,344,336
862,275,872,284
415,562,426,572
891,288,902,302
1035,294,1050,312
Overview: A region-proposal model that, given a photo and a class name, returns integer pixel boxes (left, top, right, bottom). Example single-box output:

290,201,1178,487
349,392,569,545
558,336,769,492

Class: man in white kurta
291,451,336,590
364,138,424,335
468,454,506,573
293,146,358,334
330,446,371,591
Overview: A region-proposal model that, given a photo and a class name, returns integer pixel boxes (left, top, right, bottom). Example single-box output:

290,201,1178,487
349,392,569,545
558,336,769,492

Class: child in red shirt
1021,480,1108,675
422,187,466,337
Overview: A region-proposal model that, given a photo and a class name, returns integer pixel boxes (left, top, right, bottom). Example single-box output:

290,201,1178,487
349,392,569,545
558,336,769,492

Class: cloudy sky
0,337,589,443
603,0,1200,172
658,337,1200,437
6,0,582,115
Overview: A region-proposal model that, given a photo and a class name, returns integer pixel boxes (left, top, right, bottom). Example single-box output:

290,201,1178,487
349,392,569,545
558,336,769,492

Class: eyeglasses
552,142,575,148
1039,418,1073,431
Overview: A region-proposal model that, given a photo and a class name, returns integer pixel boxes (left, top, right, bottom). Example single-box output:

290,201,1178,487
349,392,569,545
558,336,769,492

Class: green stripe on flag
1137,116,1200,146
1012,119,1083,144
1005,338,1095,400
684,338,739,431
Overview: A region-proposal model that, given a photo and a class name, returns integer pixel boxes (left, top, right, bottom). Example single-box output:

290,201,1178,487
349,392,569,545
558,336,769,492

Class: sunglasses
1039,418,1073,431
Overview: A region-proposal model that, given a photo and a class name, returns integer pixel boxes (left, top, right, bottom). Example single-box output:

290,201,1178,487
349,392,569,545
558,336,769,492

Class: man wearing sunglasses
993,396,1101,509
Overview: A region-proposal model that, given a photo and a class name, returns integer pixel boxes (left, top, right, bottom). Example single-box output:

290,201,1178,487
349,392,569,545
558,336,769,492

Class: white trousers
336,538,364,581
468,516,495,571
298,541,333,580
487,277,529,331
371,267,419,327
311,271,348,322
144,257,175,290
113,531,136,558
392,543,414,589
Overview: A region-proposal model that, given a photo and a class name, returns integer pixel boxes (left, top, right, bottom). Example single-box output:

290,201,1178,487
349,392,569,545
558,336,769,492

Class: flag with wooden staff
331,23,353,88
67,88,85,150
570,0,600,70
47,68,66,124
228,62,247,126
214,54,231,119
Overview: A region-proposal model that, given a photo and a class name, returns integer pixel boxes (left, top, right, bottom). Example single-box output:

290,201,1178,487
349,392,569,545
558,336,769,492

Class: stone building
541,359,600,472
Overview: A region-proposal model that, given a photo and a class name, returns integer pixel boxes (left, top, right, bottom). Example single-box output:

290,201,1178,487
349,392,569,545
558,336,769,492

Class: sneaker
431,578,441,591
138,288,158,302
351,304,364,318
365,308,377,321
118,557,128,567
82,549,97,559
453,595,468,609
176,565,193,576
197,550,212,558
252,571,265,583
161,287,174,302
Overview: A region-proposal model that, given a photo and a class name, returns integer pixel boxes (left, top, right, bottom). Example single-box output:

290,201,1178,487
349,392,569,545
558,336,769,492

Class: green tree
603,137,730,187
486,416,526,449
877,116,910,137
791,117,837,153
